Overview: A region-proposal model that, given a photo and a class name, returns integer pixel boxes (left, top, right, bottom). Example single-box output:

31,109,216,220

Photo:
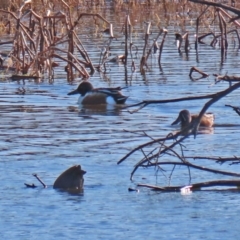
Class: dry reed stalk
195,6,209,51
145,28,163,62
127,15,134,65
158,29,168,65
140,21,151,74
219,11,228,49
124,14,129,65
217,10,226,62
227,29,240,48
184,32,189,53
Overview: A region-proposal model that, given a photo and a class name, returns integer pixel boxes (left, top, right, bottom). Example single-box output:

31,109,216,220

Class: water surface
1,3,240,239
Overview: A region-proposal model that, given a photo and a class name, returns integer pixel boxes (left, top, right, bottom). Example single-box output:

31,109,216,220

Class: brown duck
171,109,214,129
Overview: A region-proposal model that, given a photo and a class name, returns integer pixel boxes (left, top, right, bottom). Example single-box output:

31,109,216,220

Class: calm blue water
1,3,240,239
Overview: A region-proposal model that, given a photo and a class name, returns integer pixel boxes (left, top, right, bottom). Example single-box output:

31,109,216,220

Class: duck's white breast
78,95,86,104
77,92,116,105
106,96,116,104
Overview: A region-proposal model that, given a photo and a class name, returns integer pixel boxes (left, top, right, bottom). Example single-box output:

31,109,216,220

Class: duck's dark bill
171,116,181,125
68,89,78,95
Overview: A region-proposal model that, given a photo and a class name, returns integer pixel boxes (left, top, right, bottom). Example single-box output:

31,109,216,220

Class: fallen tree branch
124,81,240,113
141,161,240,178
138,179,240,192
225,104,240,117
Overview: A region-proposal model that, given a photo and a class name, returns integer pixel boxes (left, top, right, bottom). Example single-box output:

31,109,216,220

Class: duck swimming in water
68,81,128,105
171,109,214,129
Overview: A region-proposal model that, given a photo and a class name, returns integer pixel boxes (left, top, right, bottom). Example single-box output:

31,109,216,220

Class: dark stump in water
53,165,86,192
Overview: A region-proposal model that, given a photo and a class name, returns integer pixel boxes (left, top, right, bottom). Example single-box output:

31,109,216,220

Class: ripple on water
1,6,240,240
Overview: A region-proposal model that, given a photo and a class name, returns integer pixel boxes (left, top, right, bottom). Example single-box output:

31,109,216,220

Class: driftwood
138,180,240,192
214,74,240,84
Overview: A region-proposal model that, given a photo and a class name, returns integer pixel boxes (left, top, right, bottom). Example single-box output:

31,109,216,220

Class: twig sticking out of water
195,6,209,51
140,22,151,75
217,9,227,63
158,29,168,65
33,174,47,188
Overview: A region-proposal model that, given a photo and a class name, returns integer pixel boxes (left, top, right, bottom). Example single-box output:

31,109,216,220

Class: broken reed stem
67,19,74,81
72,31,95,73
184,32,189,53
158,29,168,65
189,66,209,81
220,12,228,49
145,28,163,62
218,10,225,57
228,29,240,48
140,22,151,74
124,15,129,65
195,6,209,51
127,14,135,68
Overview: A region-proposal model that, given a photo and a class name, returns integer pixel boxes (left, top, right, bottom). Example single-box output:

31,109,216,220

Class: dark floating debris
24,165,86,193
128,187,139,192
24,183,37,188
53,165,86,192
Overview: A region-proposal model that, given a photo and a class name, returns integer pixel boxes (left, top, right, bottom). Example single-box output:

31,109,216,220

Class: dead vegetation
0,0,238,81
1,1,240,193
0,0,172,81
118,0,240,192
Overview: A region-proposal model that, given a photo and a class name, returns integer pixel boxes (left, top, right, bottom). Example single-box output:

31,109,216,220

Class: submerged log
53,165,86,192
